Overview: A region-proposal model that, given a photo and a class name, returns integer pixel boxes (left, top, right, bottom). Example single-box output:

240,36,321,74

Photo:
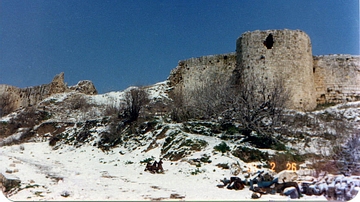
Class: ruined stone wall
168,53,236,98
314,55,360,104
0,84,53,109
0,73,65,111
236,29,316,111
0,72,97,113
169,29,359,111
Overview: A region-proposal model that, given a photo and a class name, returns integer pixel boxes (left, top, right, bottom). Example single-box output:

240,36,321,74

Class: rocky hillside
0,79,359,201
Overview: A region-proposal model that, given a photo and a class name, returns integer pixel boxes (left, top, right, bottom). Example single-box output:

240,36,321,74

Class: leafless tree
102,87,149,146
183,72,231,120
123,87,150,122
332,130,360,176
226,73,290,136
169,87,192,122
168,69,289,138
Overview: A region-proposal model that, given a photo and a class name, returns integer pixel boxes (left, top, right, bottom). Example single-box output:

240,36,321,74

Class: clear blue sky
1,0,359,93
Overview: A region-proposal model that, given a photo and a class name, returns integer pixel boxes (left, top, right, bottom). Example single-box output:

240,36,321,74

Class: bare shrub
104,104,121,117
104,106,125,143
187,72,231,119
145,100,169,118
309,156,337,177
213,141,231,153
309,130,360,176
331,130,360,175
68,94,91,111
17,106,37,127
1,106,50,143
169,88,192,122
169,72,231,122
98,87,150,150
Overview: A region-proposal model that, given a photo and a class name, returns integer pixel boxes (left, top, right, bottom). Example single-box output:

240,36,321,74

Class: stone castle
169,29,360,111
0,29,359,113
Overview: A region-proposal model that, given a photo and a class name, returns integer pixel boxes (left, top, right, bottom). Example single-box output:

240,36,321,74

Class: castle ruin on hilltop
169,29,360,111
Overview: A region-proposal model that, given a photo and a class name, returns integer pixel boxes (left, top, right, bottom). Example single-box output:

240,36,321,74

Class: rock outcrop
49,72,67,94
0,72,97,115
69,80,97,95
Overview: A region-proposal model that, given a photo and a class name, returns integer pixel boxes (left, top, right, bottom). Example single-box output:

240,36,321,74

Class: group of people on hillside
144,159,164,174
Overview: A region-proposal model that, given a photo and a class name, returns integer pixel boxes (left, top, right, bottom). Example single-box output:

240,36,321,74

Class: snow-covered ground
1,141,331,201
1,81,359,201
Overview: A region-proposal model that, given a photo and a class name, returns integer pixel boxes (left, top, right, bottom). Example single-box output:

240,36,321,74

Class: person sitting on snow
144,159,164,174
157,159,164,173
220,177,246,190
144,161,158,174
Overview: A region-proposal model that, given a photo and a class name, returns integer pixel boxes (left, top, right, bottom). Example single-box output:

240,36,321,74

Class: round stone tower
236,29,316,111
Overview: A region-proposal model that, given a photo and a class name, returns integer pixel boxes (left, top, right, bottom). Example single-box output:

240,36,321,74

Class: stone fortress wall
169,29,360,111
236,30,316,111
313,55,360,104
169,53,237,93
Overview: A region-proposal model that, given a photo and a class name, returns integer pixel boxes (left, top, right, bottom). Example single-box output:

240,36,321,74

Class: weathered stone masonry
313,55,360,104
169,53,237,92
236,30,316,111
169,29,360,111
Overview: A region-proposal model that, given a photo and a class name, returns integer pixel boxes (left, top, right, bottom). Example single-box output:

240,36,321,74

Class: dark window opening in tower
263,34,274,49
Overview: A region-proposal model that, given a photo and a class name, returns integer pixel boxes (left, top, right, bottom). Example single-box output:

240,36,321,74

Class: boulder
251,192,261,199
61,190,71,197
0,172,21,192
275,170,298,182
